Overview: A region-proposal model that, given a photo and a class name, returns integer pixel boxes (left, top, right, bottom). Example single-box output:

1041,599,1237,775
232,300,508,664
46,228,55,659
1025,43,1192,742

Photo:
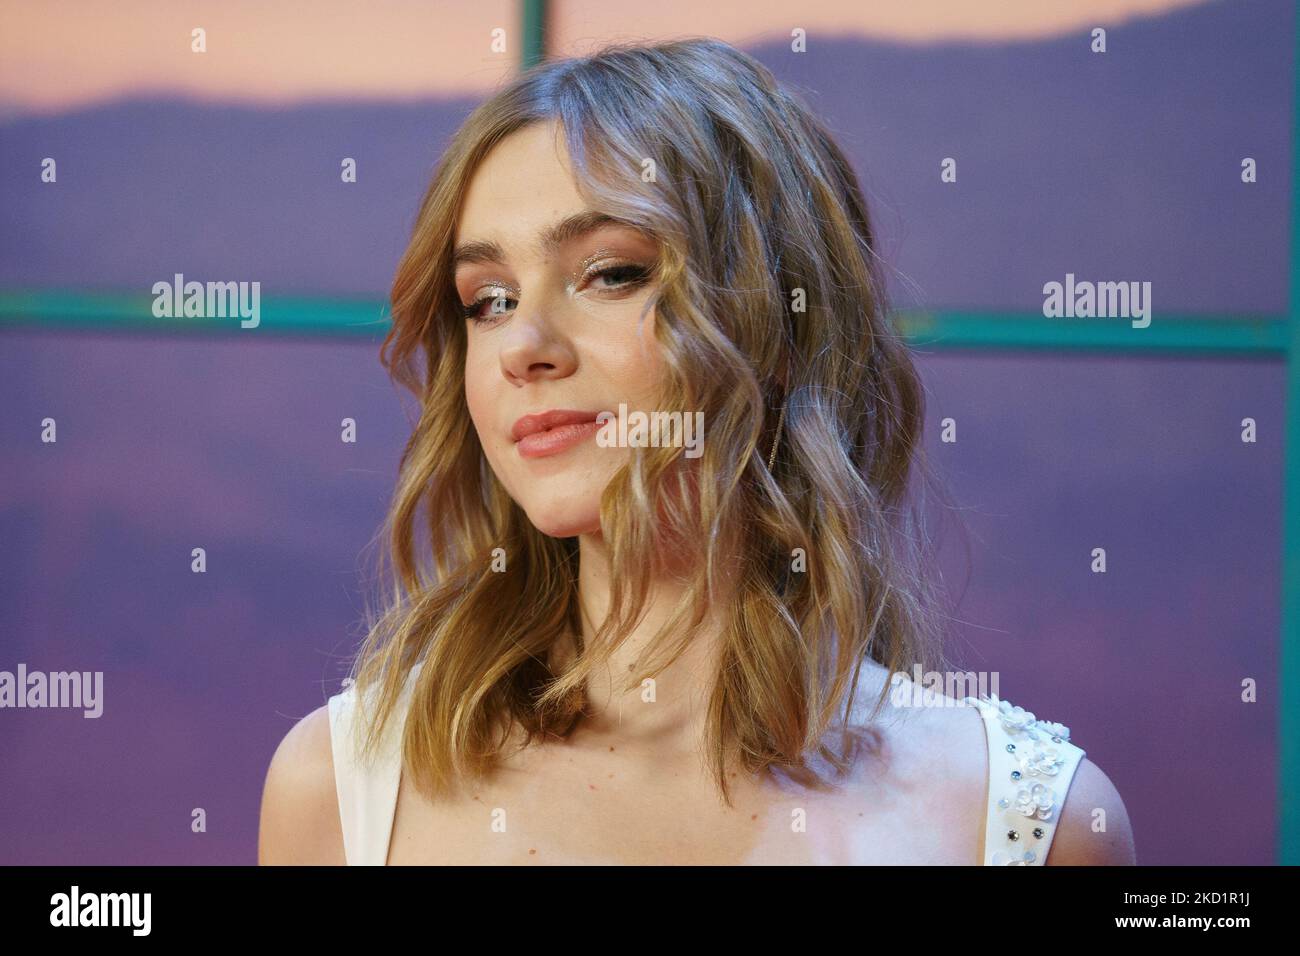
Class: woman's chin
523,503,602,540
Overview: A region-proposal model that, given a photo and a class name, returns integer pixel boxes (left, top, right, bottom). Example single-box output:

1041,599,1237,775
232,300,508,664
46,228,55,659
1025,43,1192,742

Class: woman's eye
583,263,652,292
461,264,652,326
462,290,515,324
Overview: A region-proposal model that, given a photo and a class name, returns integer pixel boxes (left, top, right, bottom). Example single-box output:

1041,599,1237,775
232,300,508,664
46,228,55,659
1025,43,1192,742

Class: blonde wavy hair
348,37,955,804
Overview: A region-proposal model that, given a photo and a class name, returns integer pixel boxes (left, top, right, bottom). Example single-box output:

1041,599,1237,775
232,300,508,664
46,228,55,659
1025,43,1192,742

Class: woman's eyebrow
451,211,635,269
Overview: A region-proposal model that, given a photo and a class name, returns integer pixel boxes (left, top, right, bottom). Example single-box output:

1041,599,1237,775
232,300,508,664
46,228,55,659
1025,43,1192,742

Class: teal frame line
0,3,1294,863
1281,7,1300,868
521,0,547,70
0,291,1288,355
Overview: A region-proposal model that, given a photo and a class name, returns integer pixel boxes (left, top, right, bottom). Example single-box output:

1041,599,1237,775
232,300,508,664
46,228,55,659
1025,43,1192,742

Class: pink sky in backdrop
0,0,1208,116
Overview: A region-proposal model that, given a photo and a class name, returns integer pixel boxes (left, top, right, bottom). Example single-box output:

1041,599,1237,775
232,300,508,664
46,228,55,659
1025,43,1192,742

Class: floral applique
991,696,1071,743
1014,782,1058,820
1015,738,1066,779
991,847,1038,866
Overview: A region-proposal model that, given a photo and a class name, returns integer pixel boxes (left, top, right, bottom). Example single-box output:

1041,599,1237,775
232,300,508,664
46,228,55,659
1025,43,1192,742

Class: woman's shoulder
857,667,1134,865
1044,752,1136,865
960,691,1135,865
257,700,345,865
257,663,424,866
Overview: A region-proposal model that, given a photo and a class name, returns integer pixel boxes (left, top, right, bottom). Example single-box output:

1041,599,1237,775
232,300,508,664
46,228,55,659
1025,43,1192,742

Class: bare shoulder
1046,756,1137,865
257,703,347,865
842,664,990,853
850,662,989,765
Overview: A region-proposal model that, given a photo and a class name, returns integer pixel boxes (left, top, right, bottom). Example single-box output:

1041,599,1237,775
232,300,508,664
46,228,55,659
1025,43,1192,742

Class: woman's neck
569,529,732,758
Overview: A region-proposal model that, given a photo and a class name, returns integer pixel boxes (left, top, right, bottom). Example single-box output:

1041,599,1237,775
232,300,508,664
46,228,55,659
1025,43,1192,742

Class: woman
258,37,1135,866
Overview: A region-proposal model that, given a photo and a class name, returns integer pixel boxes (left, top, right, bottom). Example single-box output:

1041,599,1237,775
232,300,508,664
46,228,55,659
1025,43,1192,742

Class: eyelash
460,262,653,325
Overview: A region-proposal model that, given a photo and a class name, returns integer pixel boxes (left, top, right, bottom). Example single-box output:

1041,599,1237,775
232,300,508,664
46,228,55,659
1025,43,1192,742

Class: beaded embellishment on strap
963,694,1087,866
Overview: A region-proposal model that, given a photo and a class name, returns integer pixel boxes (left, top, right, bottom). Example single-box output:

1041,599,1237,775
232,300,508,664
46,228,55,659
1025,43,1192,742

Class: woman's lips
515,419,602,459
511,408,602,441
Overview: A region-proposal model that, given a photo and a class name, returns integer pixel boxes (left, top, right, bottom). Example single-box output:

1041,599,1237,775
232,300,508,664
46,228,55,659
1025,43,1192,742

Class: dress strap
964,694,1087,866
327,664,422,866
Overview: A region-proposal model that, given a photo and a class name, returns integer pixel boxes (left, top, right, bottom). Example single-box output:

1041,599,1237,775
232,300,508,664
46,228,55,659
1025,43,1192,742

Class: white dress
328,664,1087,866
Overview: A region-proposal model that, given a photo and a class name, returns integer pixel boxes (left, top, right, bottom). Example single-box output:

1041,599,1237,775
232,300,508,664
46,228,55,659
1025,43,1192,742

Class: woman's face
454,121,665,538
